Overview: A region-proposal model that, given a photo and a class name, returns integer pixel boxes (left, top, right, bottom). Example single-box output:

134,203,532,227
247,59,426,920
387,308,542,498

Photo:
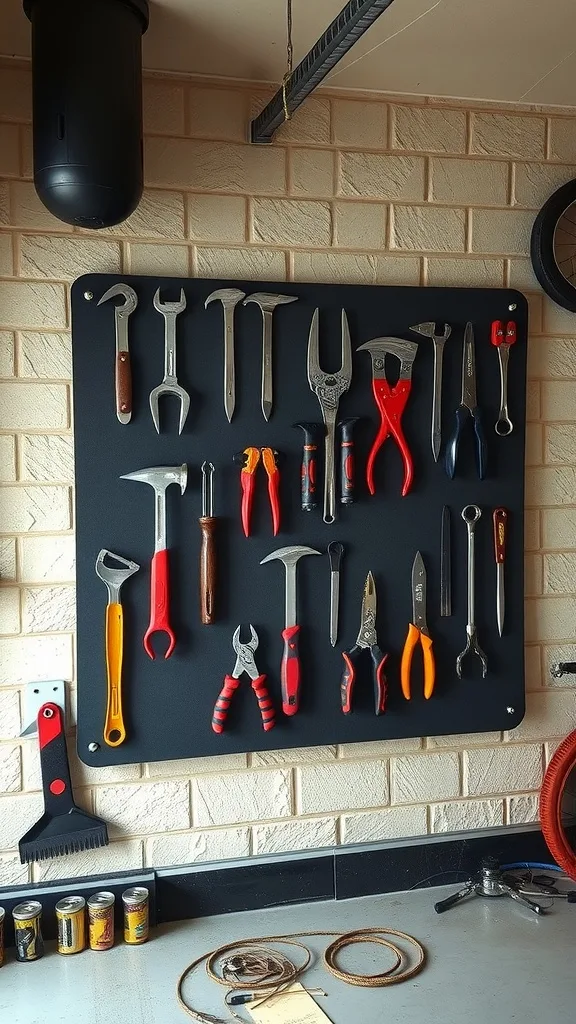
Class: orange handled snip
401,551,435,700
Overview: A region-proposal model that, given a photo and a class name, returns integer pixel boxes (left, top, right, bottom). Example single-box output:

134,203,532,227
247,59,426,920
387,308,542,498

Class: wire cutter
356,337,418,497
400,551,435,700
234,446,281,537
340,572,388,715
445,322,487,479
212,625,275,734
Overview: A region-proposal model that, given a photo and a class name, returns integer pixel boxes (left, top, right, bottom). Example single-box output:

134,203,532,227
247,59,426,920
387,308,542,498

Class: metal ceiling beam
250,0,397,144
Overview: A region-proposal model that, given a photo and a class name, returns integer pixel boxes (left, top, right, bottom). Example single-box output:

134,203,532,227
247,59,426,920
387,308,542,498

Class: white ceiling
2,0,576,106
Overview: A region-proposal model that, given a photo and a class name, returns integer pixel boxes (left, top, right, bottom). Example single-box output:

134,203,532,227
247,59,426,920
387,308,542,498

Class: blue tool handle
470,406,487,479
445,405,468,479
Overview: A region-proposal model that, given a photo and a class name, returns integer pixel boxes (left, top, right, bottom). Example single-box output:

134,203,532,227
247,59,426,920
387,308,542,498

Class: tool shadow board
71,275,528,767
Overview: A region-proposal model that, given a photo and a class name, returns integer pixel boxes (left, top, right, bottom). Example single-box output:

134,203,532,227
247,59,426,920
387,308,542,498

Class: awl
327,541,344,647
493,507,508,636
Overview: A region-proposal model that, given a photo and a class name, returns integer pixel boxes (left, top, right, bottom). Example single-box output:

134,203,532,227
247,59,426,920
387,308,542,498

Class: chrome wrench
150,288,189,434
491,320,516,436
410,321,451,461
307,309,353,525
456,504,487,678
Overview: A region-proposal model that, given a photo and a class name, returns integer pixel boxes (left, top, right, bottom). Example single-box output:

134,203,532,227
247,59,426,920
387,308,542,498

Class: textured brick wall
1,59,576,886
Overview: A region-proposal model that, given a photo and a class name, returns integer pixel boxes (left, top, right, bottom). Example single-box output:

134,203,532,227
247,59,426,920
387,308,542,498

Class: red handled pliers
212,625,275,733
235,446,281,537
357,337,418,497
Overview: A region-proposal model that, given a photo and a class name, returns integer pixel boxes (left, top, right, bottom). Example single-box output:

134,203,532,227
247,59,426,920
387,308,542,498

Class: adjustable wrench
150,288,190,434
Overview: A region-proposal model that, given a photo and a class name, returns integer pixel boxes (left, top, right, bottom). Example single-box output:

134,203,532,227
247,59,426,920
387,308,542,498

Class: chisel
199,462,217,624
493,507,508,636
440,505,451,617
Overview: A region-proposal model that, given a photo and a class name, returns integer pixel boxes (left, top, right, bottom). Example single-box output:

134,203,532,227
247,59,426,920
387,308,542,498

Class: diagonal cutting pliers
234,446,281,537
357,337,418,497
212,625,275,733
400,551,435,700
445,322,487,479
340,572,388,715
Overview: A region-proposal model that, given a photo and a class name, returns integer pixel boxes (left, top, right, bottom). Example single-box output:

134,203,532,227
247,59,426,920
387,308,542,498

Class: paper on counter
247,982,334,1024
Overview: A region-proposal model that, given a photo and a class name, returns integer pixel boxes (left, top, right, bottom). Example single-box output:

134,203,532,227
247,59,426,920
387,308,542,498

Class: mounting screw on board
84,290,93,301
506,706,515,714
88,741,99,752
508,303,517,311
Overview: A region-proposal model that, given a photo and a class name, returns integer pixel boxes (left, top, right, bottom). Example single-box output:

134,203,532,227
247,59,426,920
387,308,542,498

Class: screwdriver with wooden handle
493,507,508,636
199,462,217,624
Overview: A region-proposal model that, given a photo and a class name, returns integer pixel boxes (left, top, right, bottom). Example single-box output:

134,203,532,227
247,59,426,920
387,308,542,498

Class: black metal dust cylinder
23,0,149,228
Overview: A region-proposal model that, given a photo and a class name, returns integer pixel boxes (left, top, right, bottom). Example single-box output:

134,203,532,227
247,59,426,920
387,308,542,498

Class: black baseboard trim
0,826,552,946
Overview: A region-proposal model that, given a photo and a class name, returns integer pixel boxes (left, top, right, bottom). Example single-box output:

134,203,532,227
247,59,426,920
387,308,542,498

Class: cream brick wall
1,60,576,884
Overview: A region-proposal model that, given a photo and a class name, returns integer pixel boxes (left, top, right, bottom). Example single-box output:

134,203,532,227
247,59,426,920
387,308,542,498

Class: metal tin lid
88,891,115,910
55,896,86,914
0,906,5,923
122,886,149,905
13,900,42,920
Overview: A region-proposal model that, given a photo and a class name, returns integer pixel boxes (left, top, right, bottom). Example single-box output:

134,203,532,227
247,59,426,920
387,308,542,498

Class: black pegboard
71,275,527,766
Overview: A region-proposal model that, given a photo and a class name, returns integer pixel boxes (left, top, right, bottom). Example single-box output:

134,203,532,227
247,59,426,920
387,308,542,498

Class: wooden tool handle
493,507,508,564
199,516,217,625
104,602,126,746
115,351,132,420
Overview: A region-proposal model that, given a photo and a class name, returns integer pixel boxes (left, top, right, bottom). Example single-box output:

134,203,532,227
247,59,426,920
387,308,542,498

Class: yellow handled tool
401,551,435,700
95,549,140,747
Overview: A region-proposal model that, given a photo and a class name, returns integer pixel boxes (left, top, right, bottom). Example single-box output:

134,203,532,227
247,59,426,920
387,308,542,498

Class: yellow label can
56,896,86,955
13,901,43,962
122,886,149,944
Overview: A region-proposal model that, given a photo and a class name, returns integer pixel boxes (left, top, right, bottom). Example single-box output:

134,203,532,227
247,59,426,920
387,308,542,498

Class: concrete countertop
1,884,574,1024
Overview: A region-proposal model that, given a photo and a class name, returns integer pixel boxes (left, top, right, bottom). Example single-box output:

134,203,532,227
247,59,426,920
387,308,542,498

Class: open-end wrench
456,505,487,678
97,283,138,424
410,321,451,462
150,288,189,434
307,309,353,525
204,288,245,422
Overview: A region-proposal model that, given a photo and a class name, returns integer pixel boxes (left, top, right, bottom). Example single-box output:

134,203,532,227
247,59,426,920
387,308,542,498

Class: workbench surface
2,883,573,1023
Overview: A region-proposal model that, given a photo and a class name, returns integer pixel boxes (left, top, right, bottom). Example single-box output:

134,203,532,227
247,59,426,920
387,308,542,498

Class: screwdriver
493,507,508,636
199,462,217,624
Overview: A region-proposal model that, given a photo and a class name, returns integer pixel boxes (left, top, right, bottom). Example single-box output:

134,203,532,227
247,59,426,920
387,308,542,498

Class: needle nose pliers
212,625,275,733
400,551,435,700
234,446,281,537
340,571,388,715
356,337,418,497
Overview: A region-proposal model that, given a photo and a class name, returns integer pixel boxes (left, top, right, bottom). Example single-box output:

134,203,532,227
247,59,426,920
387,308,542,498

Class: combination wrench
456,504,488,678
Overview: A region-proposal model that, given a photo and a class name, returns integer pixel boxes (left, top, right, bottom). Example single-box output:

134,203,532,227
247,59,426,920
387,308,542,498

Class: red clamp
234,447,281,537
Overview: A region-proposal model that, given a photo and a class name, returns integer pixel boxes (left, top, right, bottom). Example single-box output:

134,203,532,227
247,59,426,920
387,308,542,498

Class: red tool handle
493,507,508,565
144,549,176,659
212,675,240,733
267,466,281,536
491,320,517,347
251,675,275,731
366,379,413,497
37,703,76,813
281,625,301,715
340,646,361,714
240,471,255,537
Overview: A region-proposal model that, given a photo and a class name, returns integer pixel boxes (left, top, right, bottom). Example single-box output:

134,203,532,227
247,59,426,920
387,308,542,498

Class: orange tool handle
144,548,175,659
401,624,435,700
493,507,508,565
251,675,275,731
262,447,281,536
281,625,301,715
104,602,126,746
212,675,240,733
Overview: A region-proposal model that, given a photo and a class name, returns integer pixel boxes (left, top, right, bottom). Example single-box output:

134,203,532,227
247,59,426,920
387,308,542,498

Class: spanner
456,505,488,678
150,288,189,434
97,283,138,424
95,548,140,746
307,308,353,524
491,320,516,436
410,321,451,461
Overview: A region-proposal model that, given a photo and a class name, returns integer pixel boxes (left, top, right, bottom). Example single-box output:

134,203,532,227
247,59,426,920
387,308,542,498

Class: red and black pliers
234,446,281,537
357,337,418,497
212,625,275,733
